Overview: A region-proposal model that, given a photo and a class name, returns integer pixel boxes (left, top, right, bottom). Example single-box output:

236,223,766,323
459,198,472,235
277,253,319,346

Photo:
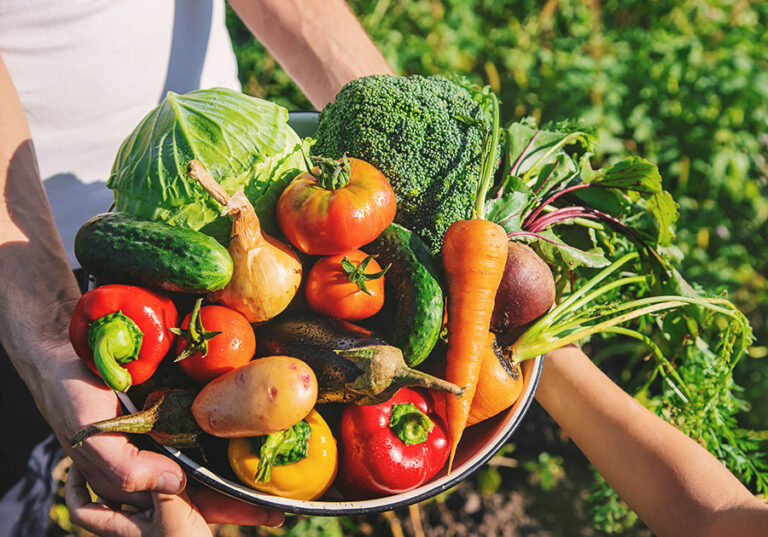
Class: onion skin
187,161,303,324
490,242,556,334
210,194,302,323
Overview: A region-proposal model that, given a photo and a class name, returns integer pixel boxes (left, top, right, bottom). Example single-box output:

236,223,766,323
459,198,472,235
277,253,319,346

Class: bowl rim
117,354,543,516
114,109,544,515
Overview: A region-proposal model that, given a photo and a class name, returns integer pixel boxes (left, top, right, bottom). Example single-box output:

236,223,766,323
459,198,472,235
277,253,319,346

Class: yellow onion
188,160,302,323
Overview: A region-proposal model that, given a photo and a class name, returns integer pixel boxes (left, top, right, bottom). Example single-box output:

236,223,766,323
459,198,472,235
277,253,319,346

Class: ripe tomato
276,156,396,255
305,250,389,321
173,300,256,384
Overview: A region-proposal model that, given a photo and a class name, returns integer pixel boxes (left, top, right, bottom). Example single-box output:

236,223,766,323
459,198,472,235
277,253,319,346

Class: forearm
535,346,767,537
228,0,393,109
0,56,82,393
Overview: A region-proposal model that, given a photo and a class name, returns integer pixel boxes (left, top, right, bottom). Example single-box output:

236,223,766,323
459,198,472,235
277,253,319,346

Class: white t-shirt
0,0,241,265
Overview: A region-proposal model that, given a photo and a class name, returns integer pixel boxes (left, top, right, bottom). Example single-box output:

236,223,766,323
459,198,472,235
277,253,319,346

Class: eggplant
70,388,202,449
257,314,461,405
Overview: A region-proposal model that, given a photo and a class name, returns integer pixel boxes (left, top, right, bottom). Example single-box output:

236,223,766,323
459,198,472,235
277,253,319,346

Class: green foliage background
229,0,767,422
226,0,768,533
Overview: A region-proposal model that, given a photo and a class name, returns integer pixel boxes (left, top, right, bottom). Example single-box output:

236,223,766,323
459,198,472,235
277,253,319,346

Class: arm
228,0,393,109
0,54,185,506
0,56,279,525
535,346,768,537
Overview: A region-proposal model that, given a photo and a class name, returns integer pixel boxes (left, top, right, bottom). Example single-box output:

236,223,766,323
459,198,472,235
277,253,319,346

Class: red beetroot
490,242,556,334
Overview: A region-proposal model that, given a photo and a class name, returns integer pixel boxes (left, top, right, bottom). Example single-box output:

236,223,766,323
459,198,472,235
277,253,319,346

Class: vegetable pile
68,79,753,504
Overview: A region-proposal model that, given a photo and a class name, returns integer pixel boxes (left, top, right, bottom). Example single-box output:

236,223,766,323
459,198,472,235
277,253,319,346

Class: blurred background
50,0,768,535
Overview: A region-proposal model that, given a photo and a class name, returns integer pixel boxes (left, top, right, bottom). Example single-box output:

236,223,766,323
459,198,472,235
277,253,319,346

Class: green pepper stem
389,402,434,445
89,311,143,392
255,430,289,483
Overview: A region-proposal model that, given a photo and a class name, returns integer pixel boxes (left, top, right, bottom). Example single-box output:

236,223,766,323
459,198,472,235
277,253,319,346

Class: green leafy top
488,118,679,276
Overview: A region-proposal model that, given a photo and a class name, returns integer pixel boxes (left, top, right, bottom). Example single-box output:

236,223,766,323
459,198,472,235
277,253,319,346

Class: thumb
152,491,212,537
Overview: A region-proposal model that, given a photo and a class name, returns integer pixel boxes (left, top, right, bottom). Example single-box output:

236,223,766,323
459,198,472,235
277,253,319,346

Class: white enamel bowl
116,111,544,515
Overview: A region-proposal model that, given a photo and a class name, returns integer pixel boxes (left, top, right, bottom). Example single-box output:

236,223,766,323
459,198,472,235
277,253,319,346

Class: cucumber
75,212,233,293
364,223,444,367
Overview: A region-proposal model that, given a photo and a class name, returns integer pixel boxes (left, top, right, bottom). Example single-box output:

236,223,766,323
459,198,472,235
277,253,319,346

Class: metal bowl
116,111,544,515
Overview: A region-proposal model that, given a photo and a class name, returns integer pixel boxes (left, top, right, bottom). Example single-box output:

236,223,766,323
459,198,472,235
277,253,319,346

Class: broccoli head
312,75,488,254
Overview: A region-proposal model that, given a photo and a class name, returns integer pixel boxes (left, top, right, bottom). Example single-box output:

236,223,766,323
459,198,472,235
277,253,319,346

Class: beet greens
485,117,765,499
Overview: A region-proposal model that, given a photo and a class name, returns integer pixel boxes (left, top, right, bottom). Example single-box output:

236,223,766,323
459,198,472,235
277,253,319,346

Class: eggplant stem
393,366,464,396
70,409,157,447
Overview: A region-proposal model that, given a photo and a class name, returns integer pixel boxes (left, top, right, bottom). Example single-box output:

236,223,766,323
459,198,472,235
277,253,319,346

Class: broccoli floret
312,75,487,254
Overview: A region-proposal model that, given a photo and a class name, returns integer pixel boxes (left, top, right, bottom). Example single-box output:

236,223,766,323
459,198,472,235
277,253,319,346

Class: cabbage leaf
107,87,307,241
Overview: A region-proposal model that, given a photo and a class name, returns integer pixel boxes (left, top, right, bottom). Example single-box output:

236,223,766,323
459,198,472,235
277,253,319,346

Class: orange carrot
467,331,525,427
442,218,508,470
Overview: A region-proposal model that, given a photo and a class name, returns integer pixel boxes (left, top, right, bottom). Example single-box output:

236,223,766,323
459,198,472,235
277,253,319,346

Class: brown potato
191,355,317,438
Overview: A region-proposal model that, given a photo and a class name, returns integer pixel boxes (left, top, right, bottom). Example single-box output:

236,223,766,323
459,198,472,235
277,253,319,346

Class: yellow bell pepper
228,409,337,501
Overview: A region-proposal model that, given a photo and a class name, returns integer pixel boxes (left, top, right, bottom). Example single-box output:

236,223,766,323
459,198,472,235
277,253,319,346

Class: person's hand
66,464,210,537
40,349,186,508
66,464,283,536
39,344,283,526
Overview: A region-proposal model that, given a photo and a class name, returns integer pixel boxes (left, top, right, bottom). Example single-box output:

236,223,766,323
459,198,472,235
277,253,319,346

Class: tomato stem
170,298,221,362
309,154,352,190
341,255,390,295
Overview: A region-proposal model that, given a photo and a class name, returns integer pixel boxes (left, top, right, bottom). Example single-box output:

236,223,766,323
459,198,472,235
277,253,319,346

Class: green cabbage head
107,87,307,241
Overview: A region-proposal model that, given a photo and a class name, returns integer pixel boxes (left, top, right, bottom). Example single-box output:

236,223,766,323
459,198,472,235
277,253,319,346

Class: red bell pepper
337,387,449,499
69,284,178,392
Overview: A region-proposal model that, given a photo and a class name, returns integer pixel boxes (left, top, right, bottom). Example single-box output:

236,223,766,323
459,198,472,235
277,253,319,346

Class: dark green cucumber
364,223,444,367
75,212,233,293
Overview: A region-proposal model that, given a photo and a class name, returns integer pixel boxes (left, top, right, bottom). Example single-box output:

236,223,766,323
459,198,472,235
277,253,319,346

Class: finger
73,434,186,507
153,491,213,537
187,484,285,527
63,461,92,510
65,465,148,537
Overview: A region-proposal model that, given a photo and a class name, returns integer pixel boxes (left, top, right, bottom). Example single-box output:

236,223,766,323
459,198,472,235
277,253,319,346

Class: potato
191,355,317,438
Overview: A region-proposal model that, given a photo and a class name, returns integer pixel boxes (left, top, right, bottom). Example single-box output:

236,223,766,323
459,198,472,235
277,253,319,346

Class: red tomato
174,302,256,384
276,156,396,255
305,250,388,321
